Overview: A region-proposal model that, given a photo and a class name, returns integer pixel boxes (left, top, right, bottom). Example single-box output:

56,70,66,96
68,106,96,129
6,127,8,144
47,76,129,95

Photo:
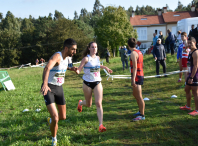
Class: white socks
52,136,57,142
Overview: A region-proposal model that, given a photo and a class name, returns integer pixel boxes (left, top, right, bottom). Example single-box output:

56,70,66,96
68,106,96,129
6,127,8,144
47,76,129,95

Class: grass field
0,54,198,146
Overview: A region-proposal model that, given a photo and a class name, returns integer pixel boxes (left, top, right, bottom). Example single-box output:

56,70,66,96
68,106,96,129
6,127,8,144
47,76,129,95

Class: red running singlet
130,49,144,85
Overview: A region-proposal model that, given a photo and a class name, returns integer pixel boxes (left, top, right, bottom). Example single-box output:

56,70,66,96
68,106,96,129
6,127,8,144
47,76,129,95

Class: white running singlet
48,52,68,86
82,55,101,82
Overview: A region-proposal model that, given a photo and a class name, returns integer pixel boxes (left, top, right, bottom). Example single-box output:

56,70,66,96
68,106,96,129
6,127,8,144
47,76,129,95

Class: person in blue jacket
153,33,158,46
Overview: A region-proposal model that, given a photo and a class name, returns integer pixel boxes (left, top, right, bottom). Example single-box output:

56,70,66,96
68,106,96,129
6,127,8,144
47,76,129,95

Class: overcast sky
1,0,192,19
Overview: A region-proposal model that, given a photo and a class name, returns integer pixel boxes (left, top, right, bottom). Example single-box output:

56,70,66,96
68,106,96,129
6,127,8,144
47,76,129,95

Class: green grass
0,54,198,146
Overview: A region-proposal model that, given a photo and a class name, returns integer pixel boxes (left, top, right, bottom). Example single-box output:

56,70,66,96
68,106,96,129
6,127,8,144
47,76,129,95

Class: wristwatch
189,77,193,79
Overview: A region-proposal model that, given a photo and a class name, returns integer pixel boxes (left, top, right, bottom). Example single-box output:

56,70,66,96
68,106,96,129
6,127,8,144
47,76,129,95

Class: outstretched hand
106,67,113,74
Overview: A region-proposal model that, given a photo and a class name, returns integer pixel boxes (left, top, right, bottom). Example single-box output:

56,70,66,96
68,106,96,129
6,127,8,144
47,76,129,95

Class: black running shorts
42,83,66,106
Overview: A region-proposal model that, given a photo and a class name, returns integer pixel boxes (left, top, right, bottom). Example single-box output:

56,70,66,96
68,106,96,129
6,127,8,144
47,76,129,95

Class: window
173,15,180,17
137,27,147,41
140,43,147,48
141,18,147,20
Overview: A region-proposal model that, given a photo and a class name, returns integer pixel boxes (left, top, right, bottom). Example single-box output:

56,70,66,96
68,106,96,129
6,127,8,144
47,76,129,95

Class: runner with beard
40,38,78,146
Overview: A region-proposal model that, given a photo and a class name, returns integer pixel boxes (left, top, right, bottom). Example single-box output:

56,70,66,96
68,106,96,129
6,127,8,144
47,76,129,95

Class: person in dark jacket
167,29,175,55
153,38,167,77
194,24,198,48
106,48,110,63
158,31,164,45
188,24,195,38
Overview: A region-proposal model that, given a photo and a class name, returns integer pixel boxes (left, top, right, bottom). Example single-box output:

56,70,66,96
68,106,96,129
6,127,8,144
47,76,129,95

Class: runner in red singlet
128,38,145,121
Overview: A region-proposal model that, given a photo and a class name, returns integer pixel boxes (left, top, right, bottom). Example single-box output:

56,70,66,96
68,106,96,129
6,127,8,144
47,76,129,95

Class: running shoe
47,117,51,126
180,105,191,110
188,110,198,116
132,116,145,122
51,140,57,146
133,111,141,116
99,124,106,132
178,79,182,82
77,100,82,112
181,84,185,88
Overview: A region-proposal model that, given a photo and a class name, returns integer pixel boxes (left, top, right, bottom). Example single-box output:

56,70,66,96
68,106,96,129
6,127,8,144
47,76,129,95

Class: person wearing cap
153,38,167,77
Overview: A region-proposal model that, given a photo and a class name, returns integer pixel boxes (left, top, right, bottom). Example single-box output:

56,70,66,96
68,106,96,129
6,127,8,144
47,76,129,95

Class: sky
1,0,192,19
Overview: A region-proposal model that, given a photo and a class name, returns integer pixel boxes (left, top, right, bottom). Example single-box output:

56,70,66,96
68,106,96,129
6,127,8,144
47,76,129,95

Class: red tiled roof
130,15,165,26
130,11,198,26
162,11,198,23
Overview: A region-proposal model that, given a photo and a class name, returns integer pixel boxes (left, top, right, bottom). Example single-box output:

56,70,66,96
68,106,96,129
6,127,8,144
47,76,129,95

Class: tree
0,11,21,67
95,6,137,57
54,10,64,20
74,11,78,19
92,0,104,16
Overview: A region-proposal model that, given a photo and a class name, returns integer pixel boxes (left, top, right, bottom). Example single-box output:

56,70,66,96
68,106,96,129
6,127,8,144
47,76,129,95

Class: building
130,5,198,48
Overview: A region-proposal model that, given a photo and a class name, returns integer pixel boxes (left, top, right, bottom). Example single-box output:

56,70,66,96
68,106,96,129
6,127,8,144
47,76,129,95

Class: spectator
40,58,45,66
167,29,175,55
188,24,195,38
153,33,158,46
158,31,164,45
194,24,198,48
136,44,140,50
119,46,128,70
106,48,110,63
35,58,39,65
153,38,167,77
127,48,131,61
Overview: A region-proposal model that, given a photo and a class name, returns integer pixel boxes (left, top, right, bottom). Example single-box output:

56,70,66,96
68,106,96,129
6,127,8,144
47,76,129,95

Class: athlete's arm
188,51,198,84
41,53,61,95
131,51,138,87
76,57,88,74
97,56,113,73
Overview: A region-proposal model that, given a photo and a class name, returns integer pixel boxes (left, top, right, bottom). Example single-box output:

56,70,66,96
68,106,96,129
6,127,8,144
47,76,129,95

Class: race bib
90,68,100,80
51,72,65,85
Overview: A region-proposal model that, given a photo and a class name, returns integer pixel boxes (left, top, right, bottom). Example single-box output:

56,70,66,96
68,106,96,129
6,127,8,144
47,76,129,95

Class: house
130,5,198,48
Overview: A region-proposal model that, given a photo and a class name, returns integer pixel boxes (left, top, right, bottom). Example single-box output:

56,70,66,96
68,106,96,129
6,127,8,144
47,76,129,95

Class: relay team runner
180,37,198,116
128,38,145,121
177,32,190,83
40,38,78,146
76,42,113,132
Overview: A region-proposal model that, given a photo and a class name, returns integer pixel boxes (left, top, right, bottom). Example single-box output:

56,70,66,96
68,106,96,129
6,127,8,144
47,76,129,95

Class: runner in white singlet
40,38,78,146
76,42,113,133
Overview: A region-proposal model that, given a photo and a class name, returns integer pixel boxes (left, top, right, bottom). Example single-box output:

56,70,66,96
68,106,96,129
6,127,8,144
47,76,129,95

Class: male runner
40,38,77,145
180,37,198,116
128,38,145,121
177,32,190,83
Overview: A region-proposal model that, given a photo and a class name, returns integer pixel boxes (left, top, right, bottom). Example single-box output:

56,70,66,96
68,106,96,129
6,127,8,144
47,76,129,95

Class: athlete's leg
191,86,198,110
93,83,103,125
185,85,192,107
133,85,145,115
57,104,66,120
80,83,93,107
47,103,59,137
